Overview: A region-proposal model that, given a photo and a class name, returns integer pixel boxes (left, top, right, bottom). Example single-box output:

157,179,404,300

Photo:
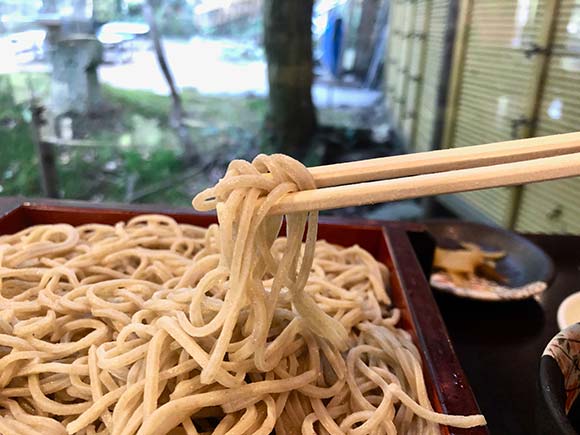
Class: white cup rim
557,291,580,330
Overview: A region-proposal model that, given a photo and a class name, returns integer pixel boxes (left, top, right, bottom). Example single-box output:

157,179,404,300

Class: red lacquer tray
0,197,488,435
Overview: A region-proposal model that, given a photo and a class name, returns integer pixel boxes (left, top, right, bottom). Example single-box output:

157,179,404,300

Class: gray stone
50,35,103,118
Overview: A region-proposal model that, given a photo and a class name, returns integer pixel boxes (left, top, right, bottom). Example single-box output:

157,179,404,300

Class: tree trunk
264,0,316,159
144,0,196,163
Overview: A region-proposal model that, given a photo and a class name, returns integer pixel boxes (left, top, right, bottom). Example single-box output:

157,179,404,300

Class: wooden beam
508,0,561,230
521,0,562,139
409,0,433,150
30,103,59,198
440,0,473,150
43,137,100,148
392,1,407,129
398,0,418,143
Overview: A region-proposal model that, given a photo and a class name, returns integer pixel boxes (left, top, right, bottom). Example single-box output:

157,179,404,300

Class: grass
0,71,376,206
0,115,41,197
0,74,41,197
182,90,267,130
5,72,50,104
103,86,171,122
0,73,267,205
103,85,267,130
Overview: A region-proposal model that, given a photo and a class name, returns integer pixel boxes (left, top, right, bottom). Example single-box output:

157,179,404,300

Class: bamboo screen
385,0,451,151
385,0,407,131
445,0,547,227
401,0,429,143
413,0,450,152
384,0,580,232
515,0,580,234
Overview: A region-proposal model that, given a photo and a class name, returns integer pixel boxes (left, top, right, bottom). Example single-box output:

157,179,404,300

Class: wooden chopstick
270,149,580,215
309,132,580,188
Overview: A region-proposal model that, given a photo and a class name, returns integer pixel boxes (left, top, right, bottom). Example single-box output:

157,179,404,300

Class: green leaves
1,76,265,205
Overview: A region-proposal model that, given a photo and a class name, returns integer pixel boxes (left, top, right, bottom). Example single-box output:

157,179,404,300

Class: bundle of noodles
0,154,486,435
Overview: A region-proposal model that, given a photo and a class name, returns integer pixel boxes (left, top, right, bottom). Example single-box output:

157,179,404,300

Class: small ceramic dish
538,323,580,434
426,220,554,302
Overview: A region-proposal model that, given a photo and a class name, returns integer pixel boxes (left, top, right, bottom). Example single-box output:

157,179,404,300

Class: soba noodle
0,154,485,434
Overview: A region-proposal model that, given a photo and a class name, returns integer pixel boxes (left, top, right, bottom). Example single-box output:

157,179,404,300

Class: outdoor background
2,0,580,231
0,0,410,220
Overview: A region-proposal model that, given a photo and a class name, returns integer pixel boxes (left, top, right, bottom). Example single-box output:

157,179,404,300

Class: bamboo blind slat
402,0,430,143
413,0,451,152
515,177,580,234
456,188,515,226
385,0,405,127
515,0,580,234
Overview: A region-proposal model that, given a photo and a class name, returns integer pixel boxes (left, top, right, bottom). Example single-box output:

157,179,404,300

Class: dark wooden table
0,196,577,435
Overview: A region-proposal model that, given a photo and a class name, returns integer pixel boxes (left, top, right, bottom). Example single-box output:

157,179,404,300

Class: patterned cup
538,323,580,434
